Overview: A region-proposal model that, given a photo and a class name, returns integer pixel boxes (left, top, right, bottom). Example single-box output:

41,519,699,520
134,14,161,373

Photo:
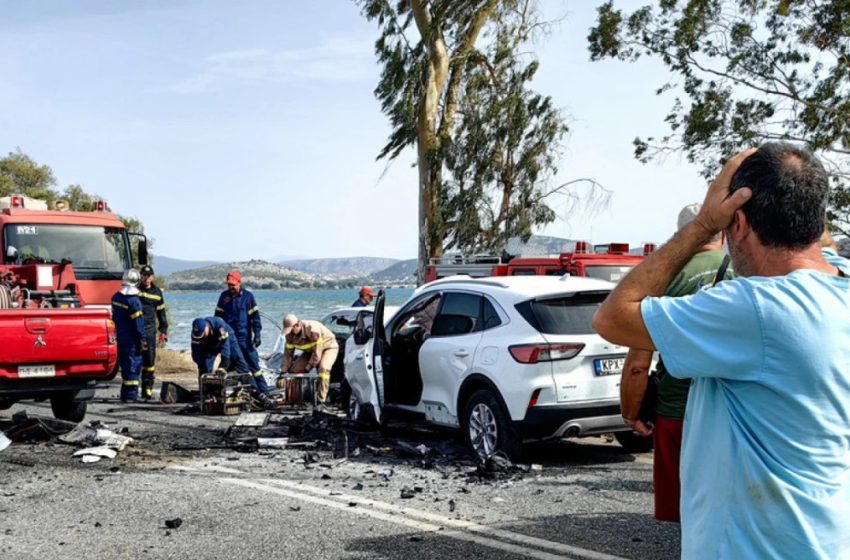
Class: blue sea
165,288,414,352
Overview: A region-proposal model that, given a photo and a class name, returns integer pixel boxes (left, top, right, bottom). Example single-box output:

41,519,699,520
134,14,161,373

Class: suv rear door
418,291,484,426
516,291,626,403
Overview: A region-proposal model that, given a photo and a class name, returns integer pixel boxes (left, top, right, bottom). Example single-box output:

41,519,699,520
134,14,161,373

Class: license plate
594,358,624,376
18,365,56,378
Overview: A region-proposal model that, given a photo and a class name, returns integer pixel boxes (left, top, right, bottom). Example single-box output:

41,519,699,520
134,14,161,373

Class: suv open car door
344,292,386,423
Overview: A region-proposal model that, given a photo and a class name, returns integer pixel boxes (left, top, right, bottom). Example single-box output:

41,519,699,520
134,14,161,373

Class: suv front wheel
462,389,521,461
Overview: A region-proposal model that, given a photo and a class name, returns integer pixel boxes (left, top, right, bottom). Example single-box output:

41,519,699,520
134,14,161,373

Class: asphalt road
0,384,680,560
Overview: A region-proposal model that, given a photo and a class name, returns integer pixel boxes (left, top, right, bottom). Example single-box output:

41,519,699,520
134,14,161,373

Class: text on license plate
18,365,56,378
594,358,624,376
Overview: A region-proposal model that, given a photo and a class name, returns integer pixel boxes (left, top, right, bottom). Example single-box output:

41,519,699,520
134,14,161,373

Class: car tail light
107,319,117,345
528,388,542,408
509,343,585,363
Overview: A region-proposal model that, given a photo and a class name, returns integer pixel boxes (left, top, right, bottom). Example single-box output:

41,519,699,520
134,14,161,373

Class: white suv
344,275,643,459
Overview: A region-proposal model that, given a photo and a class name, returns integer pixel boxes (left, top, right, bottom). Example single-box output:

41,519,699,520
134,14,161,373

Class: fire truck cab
0,195,148,305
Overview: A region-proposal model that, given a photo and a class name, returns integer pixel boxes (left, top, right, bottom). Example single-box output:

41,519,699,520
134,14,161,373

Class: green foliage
358,0,575,256
0,149,57,203
588,0,850,232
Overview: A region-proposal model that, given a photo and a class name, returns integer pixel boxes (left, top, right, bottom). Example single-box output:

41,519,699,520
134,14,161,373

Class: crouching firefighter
138,265,168,400
215,271,269,394
111,270,148,403
190,316,250,378
281,314,339,406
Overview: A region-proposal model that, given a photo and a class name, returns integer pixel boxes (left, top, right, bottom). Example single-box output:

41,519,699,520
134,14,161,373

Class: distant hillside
153,255,220,277
504,235,582,257
369,258,417,284
280,256,400,278
166,260,327,290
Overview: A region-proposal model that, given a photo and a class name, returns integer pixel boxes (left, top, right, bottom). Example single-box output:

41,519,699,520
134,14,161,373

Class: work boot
142,382,154,401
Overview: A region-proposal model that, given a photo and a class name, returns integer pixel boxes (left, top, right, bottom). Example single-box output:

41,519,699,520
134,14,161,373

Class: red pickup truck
0,264,117,422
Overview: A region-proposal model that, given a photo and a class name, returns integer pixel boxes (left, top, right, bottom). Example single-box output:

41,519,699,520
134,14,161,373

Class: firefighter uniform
111,273,146,402
281,316,339,404
190,317,250,375
138,267,168,400
215,279,268,394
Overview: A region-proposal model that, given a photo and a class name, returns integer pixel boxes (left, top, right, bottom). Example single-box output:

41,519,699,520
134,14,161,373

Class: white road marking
265,479,627,560
171,464,628,560
222,477,570,560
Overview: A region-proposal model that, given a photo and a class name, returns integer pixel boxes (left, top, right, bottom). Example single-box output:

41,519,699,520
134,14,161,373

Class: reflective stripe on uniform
139,293,162,301
248,306,259,315
112,302,128,309
285,337,323,351
215,307,224,313
130,311,143,319
143,366,156,373
156,304,167,311
318,372,331,380
122,380,140,386
251,371,264,377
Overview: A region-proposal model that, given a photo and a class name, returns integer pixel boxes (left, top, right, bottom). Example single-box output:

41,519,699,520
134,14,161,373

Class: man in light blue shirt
594,143,850,559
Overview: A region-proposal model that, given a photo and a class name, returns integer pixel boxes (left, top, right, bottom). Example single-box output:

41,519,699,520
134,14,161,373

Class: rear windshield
583,265,634,283
515,292,609,335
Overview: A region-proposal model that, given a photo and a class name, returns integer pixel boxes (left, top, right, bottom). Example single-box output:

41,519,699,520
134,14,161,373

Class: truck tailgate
0,308,116,380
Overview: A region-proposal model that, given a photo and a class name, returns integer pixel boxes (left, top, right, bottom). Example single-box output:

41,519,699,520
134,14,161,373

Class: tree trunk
411,0,449,283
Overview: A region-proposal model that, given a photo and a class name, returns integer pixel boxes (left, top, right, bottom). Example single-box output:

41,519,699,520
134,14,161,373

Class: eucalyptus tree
588,0,850,231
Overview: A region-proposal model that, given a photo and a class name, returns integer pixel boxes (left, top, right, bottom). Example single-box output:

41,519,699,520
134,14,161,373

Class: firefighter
351,287,375,307
138,265,168,400
280,314,339,406
111,269,147,403
190,316,250,376
214,271,269,394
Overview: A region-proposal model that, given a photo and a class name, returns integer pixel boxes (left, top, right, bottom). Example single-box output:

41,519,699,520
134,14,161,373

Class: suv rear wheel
50,393,87,423
614,430,653,453
462,389,521,460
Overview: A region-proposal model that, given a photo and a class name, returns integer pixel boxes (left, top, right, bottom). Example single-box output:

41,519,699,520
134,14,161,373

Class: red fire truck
0,195,148,421
423,241,656,284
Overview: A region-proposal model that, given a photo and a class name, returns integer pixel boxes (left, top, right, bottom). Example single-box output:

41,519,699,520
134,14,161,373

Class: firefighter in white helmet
279,314,339,406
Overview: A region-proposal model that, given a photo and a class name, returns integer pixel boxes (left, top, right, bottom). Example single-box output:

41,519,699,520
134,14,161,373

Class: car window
393,294,441,338
323,313,358,337
482,297,502,330
510,268,536,276
515,292,609,335
431,292,482,336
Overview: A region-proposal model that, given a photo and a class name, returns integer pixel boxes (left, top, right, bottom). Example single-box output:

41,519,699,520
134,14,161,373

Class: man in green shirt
619,203,731,522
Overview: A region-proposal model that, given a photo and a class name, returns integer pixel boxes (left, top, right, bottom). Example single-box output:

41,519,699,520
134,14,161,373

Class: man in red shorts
619,203,731,522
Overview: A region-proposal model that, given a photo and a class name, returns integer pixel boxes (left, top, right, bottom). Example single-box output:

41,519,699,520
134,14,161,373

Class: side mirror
5,245,19,262
137,238,148,266
352,325,372,346
352,311,375,345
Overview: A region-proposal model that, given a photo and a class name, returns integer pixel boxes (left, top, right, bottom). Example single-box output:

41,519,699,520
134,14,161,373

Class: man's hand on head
694,148,757,236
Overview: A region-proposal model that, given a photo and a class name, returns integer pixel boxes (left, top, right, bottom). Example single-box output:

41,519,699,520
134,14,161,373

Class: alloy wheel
468,403,498,458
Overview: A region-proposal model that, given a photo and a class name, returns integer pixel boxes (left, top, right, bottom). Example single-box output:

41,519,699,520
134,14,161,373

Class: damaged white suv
344,275,641,459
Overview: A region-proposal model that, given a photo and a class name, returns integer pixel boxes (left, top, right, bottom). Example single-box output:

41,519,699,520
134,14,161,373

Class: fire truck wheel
50,393,87,423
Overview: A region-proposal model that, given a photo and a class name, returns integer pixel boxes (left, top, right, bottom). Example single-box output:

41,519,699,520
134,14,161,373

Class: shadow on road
344,511,680,560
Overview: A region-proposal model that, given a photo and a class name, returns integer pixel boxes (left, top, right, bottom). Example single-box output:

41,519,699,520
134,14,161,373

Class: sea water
165,288,414,352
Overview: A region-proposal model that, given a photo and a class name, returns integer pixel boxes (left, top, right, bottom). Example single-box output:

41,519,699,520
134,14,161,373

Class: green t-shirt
656,250,732,419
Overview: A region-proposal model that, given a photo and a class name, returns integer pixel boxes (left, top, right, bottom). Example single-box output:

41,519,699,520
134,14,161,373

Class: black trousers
141,332,157,388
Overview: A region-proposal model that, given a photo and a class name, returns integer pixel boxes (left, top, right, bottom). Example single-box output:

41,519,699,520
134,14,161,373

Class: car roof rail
423,276,510,289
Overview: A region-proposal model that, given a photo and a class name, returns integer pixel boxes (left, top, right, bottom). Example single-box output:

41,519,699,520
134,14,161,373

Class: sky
0,0,715,262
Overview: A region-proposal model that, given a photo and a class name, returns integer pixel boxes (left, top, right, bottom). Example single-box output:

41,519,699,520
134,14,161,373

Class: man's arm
620,348,654,436
593,149,755,348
